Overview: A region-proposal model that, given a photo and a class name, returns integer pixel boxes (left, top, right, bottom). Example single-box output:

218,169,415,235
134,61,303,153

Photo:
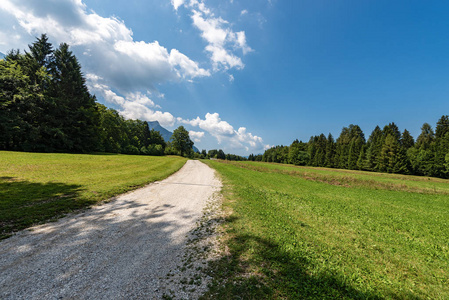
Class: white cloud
229,74,234,82
179,113,268,152
240,10,248,16
172,0,252,71
0,0,209,95
169,48,211,78
0,0,261,154
87,76,175,127
171,0,185,11
189,130,205,142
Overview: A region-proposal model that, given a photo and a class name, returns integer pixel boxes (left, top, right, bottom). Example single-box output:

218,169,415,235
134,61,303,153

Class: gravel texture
0,160,222,299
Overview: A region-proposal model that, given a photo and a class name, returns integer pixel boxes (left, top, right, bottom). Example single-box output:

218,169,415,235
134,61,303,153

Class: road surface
0,160,222,299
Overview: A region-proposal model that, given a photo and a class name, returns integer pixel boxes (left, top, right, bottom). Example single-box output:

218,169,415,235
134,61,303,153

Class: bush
124,145,140,155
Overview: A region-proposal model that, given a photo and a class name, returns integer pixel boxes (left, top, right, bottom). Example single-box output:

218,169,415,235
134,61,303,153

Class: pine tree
401,129,415,149
366,126,383,171
348,137,363,170
324,133,336,168
434,116,449,177
410,123,436,176
49,43,99,152
357,144,369,170
416,123,435,150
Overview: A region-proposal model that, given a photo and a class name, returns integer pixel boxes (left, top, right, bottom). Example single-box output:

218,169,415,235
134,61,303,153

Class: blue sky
1,1,449,155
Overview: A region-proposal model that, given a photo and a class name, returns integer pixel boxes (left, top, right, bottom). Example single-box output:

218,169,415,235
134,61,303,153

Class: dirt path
0,160,222,299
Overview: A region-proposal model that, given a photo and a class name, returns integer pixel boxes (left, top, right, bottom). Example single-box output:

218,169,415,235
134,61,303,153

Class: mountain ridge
147,121,199,153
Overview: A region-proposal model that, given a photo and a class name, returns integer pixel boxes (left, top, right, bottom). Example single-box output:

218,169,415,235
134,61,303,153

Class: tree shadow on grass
0,177,85,239
202,215,423,300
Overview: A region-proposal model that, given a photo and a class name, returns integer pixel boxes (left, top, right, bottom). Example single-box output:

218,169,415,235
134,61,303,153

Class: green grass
202,160,449,299
0,151,187,239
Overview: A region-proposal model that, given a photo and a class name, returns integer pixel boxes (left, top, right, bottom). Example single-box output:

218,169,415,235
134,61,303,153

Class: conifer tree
433,116,449,177
48,43,99,152
324,133,336,168
366,126,383,171
416,123,435,150
401,129,415,149
357,144,368,170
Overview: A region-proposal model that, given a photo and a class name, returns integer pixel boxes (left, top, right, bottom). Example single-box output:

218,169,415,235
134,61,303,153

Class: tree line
0,34,194,156
258,118,449,178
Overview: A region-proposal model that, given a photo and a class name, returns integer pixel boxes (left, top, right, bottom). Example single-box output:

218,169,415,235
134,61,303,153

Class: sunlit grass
0,151,187,238
203,160,449,299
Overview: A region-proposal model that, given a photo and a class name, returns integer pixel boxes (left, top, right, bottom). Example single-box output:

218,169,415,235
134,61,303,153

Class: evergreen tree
348,136,363,170
433,116,449,177
48,43,99,152
435,115,449,139
357,144,369,170
401,129,415,149
409,123,436,176
335,125,365,170
416,123,435,150
382,122,401,143
366,126,383,171
324,133,336,168
27,34,53,70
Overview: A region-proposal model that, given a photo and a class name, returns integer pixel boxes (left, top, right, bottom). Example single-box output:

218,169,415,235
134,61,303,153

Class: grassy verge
203,160,449,299
0,151,187,239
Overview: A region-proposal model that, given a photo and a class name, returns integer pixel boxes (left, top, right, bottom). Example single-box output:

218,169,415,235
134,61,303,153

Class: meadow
0,151,187,239
203,160,449,299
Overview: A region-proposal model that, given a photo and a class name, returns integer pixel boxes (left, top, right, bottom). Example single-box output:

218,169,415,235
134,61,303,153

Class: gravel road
0,160,222,299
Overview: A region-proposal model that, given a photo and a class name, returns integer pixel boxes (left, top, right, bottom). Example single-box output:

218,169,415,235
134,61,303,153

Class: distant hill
147,121,172,143
0,52,5,60
148,120,199,153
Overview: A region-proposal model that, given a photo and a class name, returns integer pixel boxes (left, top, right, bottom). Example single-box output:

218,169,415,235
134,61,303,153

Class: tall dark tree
23,34,54,88
382,122,401,143
324,133,336,168
28,34,53,69
48,43,99,152
409,123,436,176
435,115,449,139
416,123,435,150
379,134,409,173
401,129,415,149
366,126,383,171
335,125,365,169
433,116,449,177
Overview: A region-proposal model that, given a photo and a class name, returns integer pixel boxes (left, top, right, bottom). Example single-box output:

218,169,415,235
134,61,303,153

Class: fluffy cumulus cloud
0,0,264,153
179,113,268,152
0,0,210,126
87,74,175,127
173,0,252,70
5,0,210,90
189,130,205,143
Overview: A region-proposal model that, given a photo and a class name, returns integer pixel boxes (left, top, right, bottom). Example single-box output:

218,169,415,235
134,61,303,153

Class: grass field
203,160,449,299
0,151,187,239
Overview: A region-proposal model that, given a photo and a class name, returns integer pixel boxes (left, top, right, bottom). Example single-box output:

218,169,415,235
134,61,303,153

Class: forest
0,35,192,157
255,118,449,179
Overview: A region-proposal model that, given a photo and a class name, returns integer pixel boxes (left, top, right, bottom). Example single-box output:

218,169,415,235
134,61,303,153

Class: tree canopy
171,126,194,157
261,116,449,179
0,34,188,157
